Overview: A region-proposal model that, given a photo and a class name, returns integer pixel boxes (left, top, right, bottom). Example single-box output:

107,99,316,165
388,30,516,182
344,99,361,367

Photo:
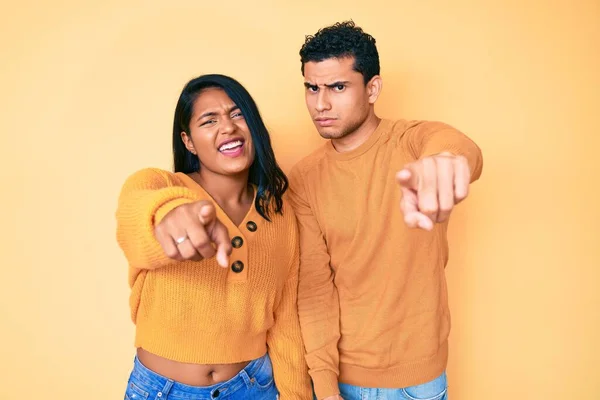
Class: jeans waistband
130,353,269,398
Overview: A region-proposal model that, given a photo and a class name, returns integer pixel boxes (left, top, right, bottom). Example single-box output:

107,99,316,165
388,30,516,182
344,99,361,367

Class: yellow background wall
1,1,598,398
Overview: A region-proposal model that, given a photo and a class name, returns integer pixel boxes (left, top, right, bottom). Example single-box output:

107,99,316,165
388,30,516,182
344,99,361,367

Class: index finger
210,220,232,268
395,164,420,190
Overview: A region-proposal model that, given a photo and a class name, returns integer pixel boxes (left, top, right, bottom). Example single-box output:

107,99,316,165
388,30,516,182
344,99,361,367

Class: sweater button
231,236,244,248
246,221,257,232
231,261,244,273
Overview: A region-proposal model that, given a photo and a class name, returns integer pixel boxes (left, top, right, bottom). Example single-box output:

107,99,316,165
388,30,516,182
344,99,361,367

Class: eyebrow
196,105,240,122
304,81,351,88
325,81,350,88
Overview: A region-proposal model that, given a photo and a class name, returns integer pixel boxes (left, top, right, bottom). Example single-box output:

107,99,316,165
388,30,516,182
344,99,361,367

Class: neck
332,110,381,153
193,169,253,208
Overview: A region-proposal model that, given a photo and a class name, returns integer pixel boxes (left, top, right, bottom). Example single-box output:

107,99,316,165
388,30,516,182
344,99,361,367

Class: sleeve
115,168,199,270
266,209,314,399
402,120,484,182
287,165,341,400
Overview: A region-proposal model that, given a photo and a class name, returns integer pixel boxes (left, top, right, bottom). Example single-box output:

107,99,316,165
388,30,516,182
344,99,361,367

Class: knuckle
181,248,197,260
439,156,452,166
455,189,469,201
189,237,206,249
173,204,188,216
420,205,438,215
218,225,230,237
195,240,213,251
186,206,199,218
165,248,179,259
199,248,216,259
439,204,453,213
165,218,182,231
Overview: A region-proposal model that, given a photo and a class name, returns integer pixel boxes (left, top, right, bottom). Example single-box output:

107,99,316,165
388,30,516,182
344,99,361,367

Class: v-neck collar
175,172,259,229
175,172,263,283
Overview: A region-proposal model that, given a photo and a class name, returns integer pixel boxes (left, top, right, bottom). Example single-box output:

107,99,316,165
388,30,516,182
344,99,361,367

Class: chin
315,123,349,139
317,129,344,139
221,161,252,176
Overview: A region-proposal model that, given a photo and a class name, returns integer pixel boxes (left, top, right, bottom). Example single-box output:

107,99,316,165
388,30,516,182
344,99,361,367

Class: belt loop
155,379,174,399
240,369,253,388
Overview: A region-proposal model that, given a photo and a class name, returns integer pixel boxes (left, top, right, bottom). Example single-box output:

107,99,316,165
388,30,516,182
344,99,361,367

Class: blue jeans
124,353,279,400
338,372,448,400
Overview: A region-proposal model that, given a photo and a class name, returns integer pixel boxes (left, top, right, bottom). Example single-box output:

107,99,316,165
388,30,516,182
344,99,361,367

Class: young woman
116,74,312,400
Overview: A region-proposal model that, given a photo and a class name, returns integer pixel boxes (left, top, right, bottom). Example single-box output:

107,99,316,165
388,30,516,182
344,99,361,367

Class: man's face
303,57,373,140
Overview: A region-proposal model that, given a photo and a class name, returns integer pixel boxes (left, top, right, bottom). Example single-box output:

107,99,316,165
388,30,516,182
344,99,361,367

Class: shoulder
122,167,177,183
289,143,328,178
384,119,459,148
275,193,299,228
119,168,186,193
395,119,458,136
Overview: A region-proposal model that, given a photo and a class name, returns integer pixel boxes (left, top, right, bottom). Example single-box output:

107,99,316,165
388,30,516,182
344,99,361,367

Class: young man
288,21,483,400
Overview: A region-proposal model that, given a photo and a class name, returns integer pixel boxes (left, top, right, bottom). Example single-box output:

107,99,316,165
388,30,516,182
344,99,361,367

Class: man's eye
334,84,345,91
308,86,318,92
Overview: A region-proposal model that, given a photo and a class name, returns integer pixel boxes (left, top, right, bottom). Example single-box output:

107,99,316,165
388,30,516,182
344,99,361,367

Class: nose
219,117,236,135
315,90,331,113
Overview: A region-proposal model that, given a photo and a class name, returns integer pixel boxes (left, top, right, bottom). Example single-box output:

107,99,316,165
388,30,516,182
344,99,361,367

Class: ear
367,75,383,104
181,131,197,155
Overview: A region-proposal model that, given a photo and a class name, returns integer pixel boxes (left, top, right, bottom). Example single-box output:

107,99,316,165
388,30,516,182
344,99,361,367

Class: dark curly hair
299,20,380,84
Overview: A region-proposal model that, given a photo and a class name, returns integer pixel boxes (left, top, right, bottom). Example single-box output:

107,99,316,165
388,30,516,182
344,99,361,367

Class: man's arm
288,166,342,400
396,121,484,230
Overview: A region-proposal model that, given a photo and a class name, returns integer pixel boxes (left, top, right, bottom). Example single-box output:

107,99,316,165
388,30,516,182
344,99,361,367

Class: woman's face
182,88,255,177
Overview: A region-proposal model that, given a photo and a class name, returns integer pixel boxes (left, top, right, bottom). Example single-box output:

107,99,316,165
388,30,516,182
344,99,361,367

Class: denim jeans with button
335,372,448,400
124,353,279,400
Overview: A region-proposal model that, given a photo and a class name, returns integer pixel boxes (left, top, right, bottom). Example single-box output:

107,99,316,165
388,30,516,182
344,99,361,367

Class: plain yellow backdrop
1,1,598,398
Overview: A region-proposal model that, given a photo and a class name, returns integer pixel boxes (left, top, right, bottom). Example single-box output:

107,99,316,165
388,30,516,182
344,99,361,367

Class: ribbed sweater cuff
154,198,195,225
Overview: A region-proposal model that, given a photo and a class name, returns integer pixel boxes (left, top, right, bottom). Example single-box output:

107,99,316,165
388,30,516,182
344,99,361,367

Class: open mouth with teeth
218,139,245,157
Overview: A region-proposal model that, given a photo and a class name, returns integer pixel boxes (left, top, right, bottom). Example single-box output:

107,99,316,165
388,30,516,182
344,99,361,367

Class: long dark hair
172,74,288,221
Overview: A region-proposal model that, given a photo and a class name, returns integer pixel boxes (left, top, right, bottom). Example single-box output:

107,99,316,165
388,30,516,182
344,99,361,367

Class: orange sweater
115,168,312,399
288,119,483,399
